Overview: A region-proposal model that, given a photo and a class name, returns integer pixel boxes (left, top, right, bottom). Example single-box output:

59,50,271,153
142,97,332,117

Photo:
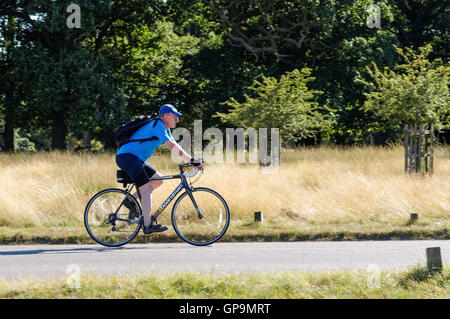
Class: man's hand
164,140,203,169
190,158,204,170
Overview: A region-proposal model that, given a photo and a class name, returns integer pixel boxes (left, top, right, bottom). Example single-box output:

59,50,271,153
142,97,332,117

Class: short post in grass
254,211,263,223
409,213,418,225
426,247,442,273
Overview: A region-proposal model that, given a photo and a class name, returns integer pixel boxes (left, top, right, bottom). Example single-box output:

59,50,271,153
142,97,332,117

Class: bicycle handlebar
183,167,201,178
179,158,204,169
179,158,204,177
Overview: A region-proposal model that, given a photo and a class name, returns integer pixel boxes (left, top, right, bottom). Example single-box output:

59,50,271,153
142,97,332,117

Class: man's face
165,112,179,129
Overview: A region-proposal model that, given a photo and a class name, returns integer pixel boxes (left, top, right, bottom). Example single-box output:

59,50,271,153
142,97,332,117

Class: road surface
0,240,448,281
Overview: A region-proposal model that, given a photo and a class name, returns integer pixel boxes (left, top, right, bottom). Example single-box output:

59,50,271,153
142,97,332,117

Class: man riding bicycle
116,104,201,234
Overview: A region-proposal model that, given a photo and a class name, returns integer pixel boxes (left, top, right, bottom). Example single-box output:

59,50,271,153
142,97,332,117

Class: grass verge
0,224,448,245
0,266,448,298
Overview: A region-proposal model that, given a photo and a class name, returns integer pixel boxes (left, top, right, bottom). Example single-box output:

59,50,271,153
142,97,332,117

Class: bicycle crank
108,213,117,231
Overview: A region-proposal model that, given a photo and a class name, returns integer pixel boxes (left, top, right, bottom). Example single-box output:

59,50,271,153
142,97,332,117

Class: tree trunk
102,131,117,151
3,91,16,151
2,16,17,152
51,109,68,150
83,130,91,150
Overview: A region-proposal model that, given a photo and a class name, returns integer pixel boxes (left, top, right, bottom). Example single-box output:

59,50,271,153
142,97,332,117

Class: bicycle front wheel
172,187,230,246
84,188,142,247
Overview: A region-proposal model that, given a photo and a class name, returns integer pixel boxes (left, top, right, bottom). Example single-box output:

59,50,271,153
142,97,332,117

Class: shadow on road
0,246,147,256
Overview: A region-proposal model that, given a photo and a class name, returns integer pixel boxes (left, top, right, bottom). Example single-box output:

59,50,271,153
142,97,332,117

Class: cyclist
116,104,201,234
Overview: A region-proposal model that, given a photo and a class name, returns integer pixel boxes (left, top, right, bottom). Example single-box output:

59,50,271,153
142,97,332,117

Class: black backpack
115,113,162,147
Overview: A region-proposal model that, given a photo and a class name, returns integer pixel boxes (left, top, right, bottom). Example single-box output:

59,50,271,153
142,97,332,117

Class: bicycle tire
84,188,142,247
171,187,230,246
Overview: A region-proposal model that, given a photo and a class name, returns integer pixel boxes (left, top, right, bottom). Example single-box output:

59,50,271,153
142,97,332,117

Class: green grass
0,267,448,298
0,223,448,245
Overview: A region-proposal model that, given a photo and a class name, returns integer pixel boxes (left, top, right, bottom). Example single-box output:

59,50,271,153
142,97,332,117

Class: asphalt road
0,240,448,281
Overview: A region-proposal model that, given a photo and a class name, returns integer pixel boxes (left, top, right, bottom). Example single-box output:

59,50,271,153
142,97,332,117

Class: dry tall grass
0,145,448,237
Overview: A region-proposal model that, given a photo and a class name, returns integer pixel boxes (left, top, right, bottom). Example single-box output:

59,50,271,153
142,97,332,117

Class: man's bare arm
164,140,192,163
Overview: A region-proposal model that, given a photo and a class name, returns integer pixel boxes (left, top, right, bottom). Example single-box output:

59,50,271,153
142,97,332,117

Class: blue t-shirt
116,119,175,162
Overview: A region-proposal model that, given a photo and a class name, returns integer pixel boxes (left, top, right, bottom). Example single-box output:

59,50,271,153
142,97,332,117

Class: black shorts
116,153,157,187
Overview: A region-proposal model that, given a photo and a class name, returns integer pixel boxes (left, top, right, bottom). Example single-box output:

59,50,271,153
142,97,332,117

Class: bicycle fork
186,188,203,219
181,174,203,219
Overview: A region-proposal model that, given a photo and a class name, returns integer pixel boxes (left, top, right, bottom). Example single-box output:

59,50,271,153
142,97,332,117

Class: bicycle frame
115,170,202,224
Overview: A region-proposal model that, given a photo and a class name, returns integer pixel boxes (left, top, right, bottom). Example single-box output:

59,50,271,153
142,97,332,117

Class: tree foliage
358,45,450,130
0,0,449,151
216,68,334,143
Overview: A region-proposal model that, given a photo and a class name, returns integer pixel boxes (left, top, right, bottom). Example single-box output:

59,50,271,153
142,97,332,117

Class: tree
215,68,334,144
358,45,450,131
207,0,337,62
387,0,450,50
97,20,200,117
0,0,167,150
0,15,19,151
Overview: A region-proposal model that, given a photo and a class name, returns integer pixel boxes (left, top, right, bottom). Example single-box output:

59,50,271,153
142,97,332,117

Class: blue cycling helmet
159,104,182,117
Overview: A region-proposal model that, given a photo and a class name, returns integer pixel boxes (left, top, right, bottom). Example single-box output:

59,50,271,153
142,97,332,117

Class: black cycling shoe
143,223,168,235
123,197,138,219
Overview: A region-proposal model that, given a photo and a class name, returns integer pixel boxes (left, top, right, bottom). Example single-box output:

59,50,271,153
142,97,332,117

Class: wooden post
409,213,418,225
424,126,428,174
418,125,423,173
430,123,434,174
405,123,434,176
254,211,263,223
404,125,409,173
426,247,443,273
409,126,413,174
414,125,418,173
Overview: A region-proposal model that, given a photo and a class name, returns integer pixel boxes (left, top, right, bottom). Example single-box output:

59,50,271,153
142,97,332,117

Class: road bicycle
84,162,230,247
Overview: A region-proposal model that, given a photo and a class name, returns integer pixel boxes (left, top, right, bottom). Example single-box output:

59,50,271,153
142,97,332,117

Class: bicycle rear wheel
172,187,230,246
84,188,142,247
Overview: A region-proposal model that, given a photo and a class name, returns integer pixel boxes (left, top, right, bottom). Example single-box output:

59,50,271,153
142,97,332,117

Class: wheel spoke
172,188,230,246
85,189,142,247
218,208,223,229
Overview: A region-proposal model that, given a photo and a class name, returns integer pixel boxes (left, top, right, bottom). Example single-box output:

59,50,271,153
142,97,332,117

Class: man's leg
138,182,153,227
138,172,163,227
